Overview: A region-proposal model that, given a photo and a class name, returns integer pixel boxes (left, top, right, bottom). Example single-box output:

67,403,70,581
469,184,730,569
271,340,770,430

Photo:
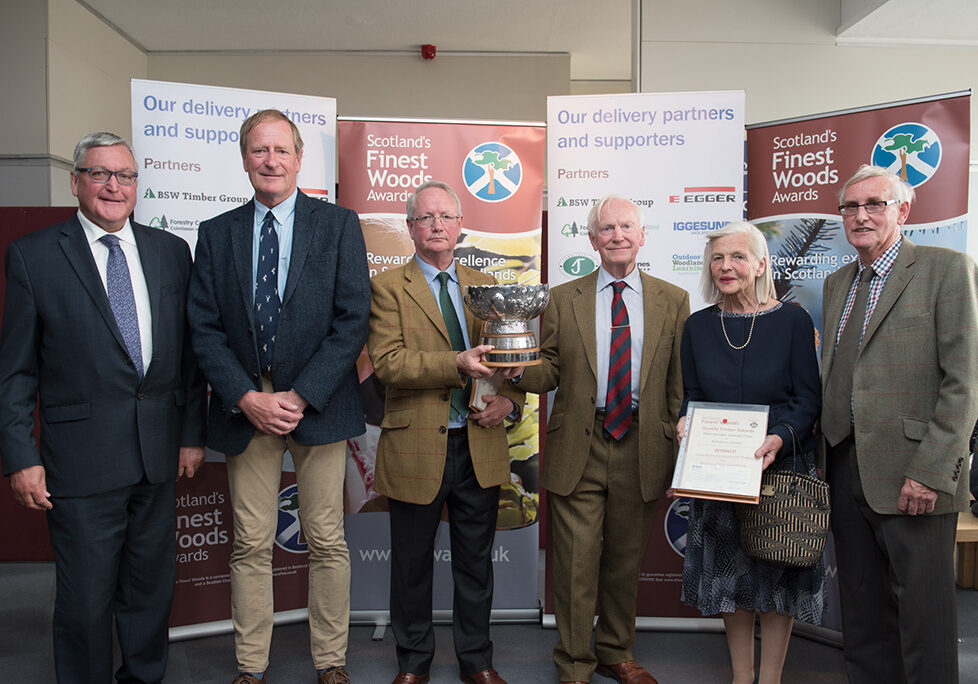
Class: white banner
131,78,336,253
545,91,745,621
547,91,745,310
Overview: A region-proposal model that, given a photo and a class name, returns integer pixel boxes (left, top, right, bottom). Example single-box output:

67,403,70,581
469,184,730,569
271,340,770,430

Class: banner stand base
542,613,842,647
171,608,540,642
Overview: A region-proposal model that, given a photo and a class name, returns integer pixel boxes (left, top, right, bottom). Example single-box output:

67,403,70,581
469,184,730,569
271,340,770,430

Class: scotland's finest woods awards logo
275,484,307,553
871,122,941,188
463,142,522,202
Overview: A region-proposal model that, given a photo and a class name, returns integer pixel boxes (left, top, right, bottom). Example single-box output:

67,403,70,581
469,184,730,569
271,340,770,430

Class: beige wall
149,53,567,123
640,0,978,152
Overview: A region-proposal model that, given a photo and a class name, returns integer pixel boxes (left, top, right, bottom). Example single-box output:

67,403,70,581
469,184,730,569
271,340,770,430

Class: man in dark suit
368,180,524,684
821,164,978,683
189,109,370,684
0,131,207,683
518,195,688,684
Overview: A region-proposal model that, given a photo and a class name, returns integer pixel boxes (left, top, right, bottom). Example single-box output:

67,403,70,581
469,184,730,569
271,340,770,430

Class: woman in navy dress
677,221,823,684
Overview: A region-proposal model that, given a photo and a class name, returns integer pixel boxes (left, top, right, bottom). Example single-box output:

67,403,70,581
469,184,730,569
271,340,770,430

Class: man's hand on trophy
457,345,496,379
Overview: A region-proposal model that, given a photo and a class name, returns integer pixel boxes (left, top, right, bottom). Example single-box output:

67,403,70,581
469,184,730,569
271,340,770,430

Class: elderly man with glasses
367,180,524,684
821,164,978,683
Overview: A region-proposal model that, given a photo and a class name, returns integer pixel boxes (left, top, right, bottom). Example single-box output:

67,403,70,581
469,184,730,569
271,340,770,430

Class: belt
448,426,467,436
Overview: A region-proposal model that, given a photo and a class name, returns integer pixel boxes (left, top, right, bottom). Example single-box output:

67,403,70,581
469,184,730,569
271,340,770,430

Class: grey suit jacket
0,216,206,496
519,269,689,502
821,238,978,514
189,191,370,456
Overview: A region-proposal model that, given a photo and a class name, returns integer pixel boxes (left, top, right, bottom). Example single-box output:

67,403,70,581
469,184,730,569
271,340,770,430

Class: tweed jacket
188,192,370,455
518,269,689,502
368,258,525,505
821,238,978,514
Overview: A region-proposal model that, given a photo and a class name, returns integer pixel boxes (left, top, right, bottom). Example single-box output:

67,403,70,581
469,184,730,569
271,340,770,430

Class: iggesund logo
462,142,522,203
871,122,941,188
559,253,597,278
275,484,307,553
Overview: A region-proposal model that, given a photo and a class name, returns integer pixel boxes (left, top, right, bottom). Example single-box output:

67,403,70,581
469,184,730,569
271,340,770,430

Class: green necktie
437,271,470,420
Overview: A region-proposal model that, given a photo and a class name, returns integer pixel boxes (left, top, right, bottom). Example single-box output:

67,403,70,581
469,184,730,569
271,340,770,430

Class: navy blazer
189,191,370,456
0,216,207,497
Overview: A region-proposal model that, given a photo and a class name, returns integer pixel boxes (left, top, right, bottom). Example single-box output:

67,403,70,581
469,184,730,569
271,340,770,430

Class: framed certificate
670,401,769,504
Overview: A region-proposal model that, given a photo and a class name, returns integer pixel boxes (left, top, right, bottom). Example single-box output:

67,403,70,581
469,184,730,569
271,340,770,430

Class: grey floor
3,561,978,683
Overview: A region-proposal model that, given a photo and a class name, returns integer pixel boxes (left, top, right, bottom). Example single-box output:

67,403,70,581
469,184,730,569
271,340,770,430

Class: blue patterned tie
255,211,281,372
604,281,632,440
100,234,143,379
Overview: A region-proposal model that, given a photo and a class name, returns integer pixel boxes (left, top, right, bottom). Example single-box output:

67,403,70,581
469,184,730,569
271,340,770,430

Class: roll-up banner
747,90,971,636
546,92,746,625
131,79,338,637
337,118,545,621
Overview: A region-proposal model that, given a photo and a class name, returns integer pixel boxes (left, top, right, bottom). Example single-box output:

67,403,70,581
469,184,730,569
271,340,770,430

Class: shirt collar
597,265,642,294
77,210,135,247
254,188,298,227
415,254,458,286
860,235,902,279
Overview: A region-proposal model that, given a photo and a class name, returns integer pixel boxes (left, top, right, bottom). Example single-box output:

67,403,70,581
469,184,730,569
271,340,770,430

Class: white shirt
595,266,643,410
78,211,153,374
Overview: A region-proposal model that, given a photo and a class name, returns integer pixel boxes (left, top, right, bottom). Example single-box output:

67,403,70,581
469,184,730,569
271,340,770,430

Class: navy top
680,301,821,459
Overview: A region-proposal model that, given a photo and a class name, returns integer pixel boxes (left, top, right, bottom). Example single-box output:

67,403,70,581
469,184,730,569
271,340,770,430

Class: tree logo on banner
664,497,692,558
463,142,522,202
275,484,308,553
871,122,941,188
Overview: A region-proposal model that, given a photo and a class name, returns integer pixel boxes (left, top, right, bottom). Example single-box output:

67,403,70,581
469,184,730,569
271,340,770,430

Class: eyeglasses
76,167,138,186
838,199,897,217
410,214,461,228
597,222,638,236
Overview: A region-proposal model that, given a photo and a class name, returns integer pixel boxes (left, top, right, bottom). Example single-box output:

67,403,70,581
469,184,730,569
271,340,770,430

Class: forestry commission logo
275,484,307,553
871,122,941,188
463,142,522,203
559,253,597,278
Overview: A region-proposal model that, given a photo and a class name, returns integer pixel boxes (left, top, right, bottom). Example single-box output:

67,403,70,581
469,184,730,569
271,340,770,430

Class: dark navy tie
255,211,281,373
604,281,632,440
100,234,143,379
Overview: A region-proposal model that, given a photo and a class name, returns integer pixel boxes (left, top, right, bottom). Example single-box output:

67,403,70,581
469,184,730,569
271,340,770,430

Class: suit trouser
828,437,958,684
47,478,176,684
549,414,658,682
226,385,350,672
388,428,500,675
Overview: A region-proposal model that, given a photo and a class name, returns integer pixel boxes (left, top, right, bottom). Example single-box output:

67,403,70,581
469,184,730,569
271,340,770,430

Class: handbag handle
779,422,803,475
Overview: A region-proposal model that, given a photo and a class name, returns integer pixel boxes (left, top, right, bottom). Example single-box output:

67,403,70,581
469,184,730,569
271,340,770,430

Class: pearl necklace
720,299,759,350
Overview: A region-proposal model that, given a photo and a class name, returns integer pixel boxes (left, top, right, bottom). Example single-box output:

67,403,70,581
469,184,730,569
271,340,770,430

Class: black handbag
735,423,830,568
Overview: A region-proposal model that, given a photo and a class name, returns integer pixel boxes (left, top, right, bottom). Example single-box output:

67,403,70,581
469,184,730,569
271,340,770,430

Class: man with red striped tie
518,195,689,684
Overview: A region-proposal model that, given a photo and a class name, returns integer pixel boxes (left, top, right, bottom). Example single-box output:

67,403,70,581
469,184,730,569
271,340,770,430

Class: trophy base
483,351,542,367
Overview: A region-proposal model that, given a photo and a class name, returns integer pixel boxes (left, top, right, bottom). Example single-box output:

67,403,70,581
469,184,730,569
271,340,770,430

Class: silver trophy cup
464,284,550,366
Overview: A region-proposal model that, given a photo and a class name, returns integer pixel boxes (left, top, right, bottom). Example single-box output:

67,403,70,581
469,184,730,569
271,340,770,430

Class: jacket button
441,393,449,401
136,393,144,400
590,396,595,404
124,357,134,366
585,427,590,435
439,426,447,434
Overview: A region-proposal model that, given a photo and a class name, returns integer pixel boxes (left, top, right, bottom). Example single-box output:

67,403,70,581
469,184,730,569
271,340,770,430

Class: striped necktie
604,280,632,440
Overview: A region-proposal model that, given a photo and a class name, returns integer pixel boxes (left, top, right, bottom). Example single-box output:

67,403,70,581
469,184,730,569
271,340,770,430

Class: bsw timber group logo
463,142,522,203
871,122,941,188
275,484,307,553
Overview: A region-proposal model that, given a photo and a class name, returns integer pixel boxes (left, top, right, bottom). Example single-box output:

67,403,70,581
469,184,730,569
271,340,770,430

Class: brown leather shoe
460,669,506,684
391,674,429,684
318,666,350,684
595,660,658,684
232,675,264,684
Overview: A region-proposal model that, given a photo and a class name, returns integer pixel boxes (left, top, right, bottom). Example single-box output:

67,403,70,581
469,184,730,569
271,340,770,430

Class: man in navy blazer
189,110,370,684
0,132,207,683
